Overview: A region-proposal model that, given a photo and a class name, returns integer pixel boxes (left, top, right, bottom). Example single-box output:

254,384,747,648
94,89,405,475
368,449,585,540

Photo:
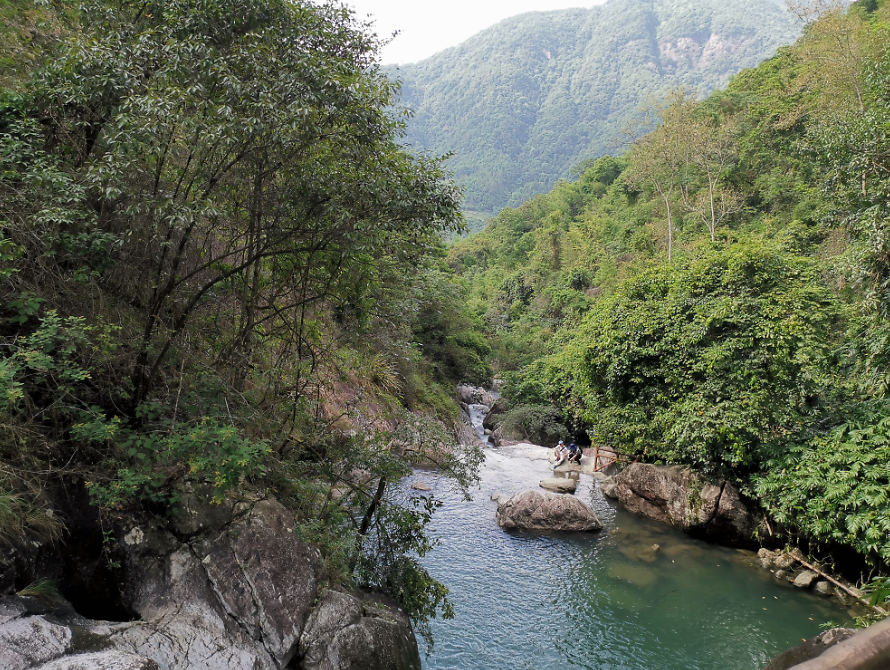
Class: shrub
500,404,568,446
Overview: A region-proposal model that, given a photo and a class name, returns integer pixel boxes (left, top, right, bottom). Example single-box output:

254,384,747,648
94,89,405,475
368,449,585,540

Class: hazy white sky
347,0,609,65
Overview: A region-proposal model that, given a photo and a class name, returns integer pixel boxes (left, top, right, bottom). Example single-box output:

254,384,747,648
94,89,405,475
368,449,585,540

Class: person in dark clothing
567,442,583,464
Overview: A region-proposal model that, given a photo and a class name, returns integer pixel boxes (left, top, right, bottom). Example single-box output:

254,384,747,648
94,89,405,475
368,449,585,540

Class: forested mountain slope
388,0,799,215
449,0,890,599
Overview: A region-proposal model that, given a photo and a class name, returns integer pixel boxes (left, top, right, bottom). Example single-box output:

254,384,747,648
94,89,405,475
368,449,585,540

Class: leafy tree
680,113,743,241
624,91,696,261
0,0,478,632
544,241,843,474
20,0,462,407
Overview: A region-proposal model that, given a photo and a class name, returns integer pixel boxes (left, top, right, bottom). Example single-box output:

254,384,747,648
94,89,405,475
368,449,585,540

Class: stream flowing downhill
408,407,853,670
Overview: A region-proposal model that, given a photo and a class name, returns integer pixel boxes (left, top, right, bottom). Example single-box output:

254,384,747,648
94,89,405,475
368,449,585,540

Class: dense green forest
0,0,493,638
5,0,890,640
388,0,799,218
450,0,890,606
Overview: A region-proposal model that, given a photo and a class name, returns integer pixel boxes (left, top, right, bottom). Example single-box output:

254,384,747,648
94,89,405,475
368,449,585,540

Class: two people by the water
552,440,583,468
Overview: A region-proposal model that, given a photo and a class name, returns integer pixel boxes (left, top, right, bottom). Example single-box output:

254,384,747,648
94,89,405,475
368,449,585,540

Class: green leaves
75,414,271,507
529,241,843,475
756,402,890,564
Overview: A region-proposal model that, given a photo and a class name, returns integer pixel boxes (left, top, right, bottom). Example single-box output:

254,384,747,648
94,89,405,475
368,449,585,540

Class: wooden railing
588,445,640,473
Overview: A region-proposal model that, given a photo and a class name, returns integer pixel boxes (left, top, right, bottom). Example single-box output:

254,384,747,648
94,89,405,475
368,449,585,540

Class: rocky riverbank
0,496,420,670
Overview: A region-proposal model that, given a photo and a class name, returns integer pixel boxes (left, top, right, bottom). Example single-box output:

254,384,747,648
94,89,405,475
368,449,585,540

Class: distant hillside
387,0,799,214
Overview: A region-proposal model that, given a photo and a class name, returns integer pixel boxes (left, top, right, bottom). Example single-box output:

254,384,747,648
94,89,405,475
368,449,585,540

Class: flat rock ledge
539,478,577,494
614,463,765,547
495,490,602,533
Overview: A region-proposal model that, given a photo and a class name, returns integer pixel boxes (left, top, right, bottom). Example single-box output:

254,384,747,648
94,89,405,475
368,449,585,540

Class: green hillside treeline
450,0,890,597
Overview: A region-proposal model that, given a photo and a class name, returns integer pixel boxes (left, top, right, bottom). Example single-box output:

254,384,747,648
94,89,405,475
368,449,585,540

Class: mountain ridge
387,0,799,215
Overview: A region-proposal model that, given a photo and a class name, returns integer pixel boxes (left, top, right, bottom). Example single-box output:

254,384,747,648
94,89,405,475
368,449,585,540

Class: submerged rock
539,478,577,494
495,490,602,532
613,463,764,546
814,581,833,596
607,563,656,588
411,481,432,491
600,476,618,499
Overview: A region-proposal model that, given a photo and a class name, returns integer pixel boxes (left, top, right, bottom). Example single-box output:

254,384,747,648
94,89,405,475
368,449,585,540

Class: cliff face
387,0,798,214
0,498,421,670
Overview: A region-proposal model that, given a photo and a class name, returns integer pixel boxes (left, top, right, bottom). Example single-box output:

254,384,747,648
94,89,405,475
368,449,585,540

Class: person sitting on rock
552,440,569,469
567,442,583,464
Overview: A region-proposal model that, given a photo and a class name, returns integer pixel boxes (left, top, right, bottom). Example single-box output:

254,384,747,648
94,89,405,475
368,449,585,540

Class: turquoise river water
409,443,854,670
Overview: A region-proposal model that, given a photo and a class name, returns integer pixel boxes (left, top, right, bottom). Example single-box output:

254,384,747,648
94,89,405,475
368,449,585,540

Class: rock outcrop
613,463,764,546
600,476,618,499
495,490,602,533
0,498,421,670
456,384,492,407
298,590,420,670
762,626,858,670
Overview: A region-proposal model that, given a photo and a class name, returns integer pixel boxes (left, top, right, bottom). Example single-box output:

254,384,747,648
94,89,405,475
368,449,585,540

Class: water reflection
415,445,850,670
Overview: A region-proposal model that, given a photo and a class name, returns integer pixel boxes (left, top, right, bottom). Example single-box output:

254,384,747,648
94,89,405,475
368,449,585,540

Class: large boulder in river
456,384,492,406
495,490,601,532
490,424,518,447
614,463,763,547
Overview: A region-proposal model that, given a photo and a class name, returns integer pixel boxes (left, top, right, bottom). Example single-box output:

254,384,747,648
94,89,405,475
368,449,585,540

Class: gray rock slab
36,651,161,670
0,612,72,670
191,500,320,668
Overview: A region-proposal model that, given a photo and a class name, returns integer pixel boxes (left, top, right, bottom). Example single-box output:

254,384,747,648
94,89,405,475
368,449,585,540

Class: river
409,440,853,670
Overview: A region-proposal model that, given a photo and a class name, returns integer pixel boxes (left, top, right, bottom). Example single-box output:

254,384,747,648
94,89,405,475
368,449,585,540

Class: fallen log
787,549,889,617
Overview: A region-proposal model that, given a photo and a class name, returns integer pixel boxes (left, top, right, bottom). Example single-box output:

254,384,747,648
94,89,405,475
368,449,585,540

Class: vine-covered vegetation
0,0,491,636
450,0,890,586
